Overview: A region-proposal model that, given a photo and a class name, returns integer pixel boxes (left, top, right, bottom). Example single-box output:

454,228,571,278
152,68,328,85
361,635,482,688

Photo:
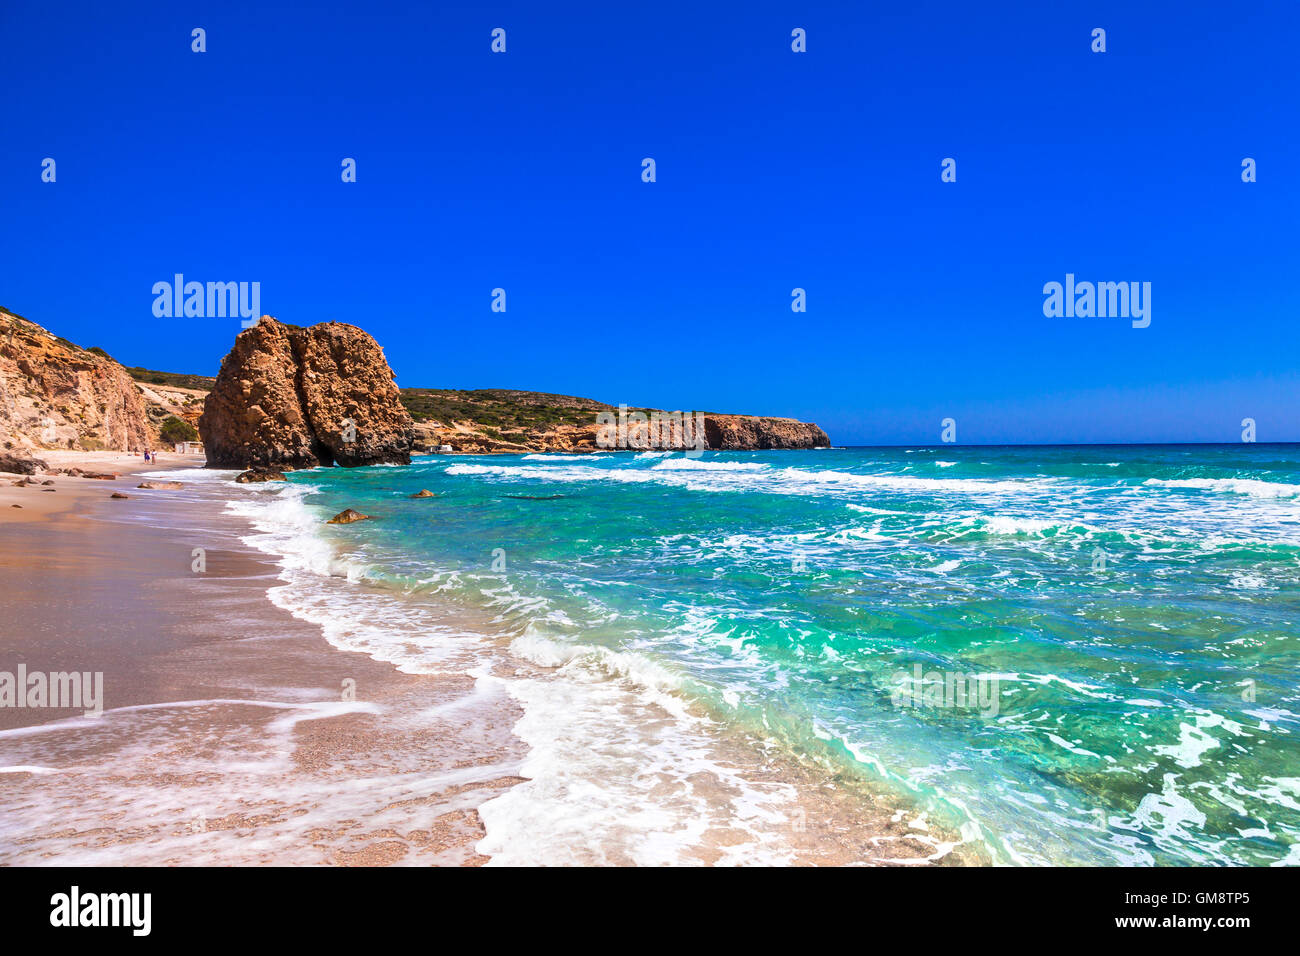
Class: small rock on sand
110,492,130,499
138,481,184,490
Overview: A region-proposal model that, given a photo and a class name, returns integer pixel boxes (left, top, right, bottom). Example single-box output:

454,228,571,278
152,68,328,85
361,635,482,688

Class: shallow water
240,444,1300,865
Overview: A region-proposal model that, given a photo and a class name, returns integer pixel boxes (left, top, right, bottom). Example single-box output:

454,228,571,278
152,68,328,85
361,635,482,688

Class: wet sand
0,456,527,865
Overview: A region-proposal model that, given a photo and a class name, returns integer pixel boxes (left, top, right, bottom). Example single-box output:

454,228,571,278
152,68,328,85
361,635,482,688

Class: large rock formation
702,414,830,450
199,316,413,469
0,309,153,454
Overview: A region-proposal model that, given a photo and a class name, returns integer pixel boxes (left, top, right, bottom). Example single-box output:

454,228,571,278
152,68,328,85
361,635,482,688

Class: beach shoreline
0,452,528,865
0,450,968,866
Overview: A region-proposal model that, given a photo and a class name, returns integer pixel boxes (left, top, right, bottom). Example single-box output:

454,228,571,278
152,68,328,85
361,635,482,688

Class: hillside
400,388,655,453
396,387,828,454
0,308,155,453
126,367,217,392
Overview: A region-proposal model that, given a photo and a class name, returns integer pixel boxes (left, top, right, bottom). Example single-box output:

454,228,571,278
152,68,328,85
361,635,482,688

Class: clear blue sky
2,1,1296,445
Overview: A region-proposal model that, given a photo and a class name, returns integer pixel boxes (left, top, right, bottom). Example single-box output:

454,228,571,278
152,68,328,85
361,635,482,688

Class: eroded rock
701,415,830,450
235,468,287,484
326,508,374,524
200,316,413,470
0,453,49,476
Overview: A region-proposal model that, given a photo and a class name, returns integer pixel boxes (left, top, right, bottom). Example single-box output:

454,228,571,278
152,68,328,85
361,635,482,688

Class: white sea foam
445,460,1044,499
650,458,768,472
1229,571,1268,590
218,475,804,865
1143,477,1300,499
139,467,237,482
957,515,1074,537
769,468,1036,495
476,632,799,866
521,454,608,461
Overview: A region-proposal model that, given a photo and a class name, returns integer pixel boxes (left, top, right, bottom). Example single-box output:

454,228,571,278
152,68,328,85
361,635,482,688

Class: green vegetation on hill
399,388,616,427
125,367,217,391
159,415,199,443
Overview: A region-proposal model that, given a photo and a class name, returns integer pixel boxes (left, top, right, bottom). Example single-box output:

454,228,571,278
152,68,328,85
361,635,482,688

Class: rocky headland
198,316,413,469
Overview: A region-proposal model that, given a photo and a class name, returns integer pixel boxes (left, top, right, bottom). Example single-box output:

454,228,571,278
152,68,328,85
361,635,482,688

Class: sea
221,444,1300,866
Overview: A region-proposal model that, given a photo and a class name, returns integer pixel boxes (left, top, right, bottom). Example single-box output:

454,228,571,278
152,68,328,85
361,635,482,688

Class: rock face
199,317,413,470
0,309,153,454
0,452,48,475
326,508,373,524
702,415,830,450
415,412,829,454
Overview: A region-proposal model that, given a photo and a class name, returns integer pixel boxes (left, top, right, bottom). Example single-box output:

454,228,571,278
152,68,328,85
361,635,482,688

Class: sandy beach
0,452,527,865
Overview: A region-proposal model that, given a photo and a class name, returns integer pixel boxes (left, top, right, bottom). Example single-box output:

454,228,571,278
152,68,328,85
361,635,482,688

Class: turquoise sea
233,445,1300,865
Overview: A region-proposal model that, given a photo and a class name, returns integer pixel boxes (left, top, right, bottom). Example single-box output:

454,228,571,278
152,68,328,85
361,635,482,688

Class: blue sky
2,1,1296,445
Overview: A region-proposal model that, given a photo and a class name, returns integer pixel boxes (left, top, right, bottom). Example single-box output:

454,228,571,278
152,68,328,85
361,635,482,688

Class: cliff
703,414,830,450
402,389,830,453
0,308,153,454
198,316,413,469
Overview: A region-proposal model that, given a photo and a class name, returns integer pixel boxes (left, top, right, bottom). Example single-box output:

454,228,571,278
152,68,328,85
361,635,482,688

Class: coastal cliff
1,306,830,463
403,389,830,453
703,414,830,451
198,316,413,469
0,308,153,454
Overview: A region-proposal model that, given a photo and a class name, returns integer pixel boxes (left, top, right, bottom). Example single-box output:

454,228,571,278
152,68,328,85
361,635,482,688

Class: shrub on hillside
159,416,198,444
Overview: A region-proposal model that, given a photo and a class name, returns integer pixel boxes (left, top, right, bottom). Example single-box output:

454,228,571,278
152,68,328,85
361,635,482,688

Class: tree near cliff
159,415,198,444
198,316,414,469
